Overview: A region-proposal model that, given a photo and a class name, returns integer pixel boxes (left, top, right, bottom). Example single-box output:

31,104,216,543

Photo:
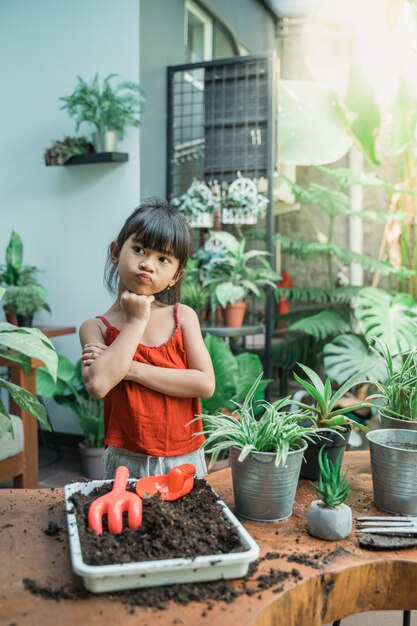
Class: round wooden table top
1,451,416,626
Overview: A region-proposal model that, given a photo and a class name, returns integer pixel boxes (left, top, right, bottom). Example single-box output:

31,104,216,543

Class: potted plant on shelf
202,231,279,327
171,181,220,228
198,374,316,521
221,174,268,225
4,284,51,328
307,447,352,541
292,363,370,480
60,73,146,153
36,354,104,479
0,231,48,325
44,135,93,166
367,341,417,430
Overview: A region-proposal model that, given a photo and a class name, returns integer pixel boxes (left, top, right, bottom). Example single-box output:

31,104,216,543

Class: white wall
0,0,141,433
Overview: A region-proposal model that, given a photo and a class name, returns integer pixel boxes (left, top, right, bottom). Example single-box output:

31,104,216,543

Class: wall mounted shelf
62,152,128,166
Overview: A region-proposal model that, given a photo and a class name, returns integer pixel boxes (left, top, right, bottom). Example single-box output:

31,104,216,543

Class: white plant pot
188,212,214,228
221,208,258,225
307,500,352,541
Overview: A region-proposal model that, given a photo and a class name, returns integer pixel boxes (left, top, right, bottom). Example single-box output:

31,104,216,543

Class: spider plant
311,447,351,508
198,374,316,468
368,342,417,421
292,364,370,432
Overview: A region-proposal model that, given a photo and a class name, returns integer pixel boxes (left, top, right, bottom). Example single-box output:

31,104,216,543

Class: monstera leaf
355,288,417,354
323,334,389,385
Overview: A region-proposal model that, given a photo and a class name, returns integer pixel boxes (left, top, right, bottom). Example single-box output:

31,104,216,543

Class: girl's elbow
84,377,108,399
200,380,216,398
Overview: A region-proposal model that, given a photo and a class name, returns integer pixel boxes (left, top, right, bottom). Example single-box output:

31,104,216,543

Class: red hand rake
88,465,142,535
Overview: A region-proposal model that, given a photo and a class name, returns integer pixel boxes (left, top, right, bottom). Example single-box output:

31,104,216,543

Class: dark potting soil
70,478,244,566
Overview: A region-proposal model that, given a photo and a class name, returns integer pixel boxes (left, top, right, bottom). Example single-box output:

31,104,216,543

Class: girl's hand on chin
121,289,155,323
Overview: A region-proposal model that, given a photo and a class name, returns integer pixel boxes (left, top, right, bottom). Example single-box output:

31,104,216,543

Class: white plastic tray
64,479,260,593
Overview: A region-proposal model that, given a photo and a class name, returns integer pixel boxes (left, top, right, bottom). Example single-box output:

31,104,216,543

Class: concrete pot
367,429,417,515
307,500,352,541
230,442,307,522
380,411,417,431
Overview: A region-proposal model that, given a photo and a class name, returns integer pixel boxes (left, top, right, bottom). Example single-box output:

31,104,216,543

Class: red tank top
96,303,205,456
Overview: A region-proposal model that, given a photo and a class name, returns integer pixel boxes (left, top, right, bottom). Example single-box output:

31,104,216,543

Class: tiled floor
1,442,416,625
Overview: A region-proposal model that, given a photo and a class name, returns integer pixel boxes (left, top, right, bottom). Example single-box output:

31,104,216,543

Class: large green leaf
0,349,30,376
279,79,352,165
0,325,57,380
200,335,238,413
0,378,50,430
36,354,75,396
323,334,388,385
227,352,267,411
355,288,417,353
289,309,351,342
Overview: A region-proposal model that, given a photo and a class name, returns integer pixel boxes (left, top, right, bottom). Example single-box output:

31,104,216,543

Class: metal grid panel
167,54,274,199
166,53,277,382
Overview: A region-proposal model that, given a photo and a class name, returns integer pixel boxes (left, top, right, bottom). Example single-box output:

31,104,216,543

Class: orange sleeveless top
97,303,205,456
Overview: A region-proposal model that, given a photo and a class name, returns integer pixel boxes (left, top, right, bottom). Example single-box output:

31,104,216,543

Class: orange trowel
135,463,196,501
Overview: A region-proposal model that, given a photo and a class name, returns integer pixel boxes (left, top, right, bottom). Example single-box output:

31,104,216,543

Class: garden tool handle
113,465,130,492
167,464,196,492
172,464,196,477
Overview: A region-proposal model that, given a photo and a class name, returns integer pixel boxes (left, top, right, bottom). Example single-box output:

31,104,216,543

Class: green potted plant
36,355,104,479
198,374,316,521
307,447,352,541
4,284,51,328
171,181,220,228
291,363,370,480
367,341,417,430
60,73,146,153
202,231,279,327
200,334,270,470
44,136,93,166
221,175,268,225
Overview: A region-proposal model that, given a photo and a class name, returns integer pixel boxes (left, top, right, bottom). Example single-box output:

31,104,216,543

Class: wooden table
1,451,417,626
0,325,76,487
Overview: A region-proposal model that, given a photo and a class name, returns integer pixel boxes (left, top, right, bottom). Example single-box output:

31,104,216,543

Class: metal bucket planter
379,411,417,431
229,441,307,522
300,428,350,480
367,429,417,515
92,131,118,153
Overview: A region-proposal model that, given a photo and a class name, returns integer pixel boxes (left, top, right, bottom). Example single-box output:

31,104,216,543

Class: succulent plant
311,447,351,508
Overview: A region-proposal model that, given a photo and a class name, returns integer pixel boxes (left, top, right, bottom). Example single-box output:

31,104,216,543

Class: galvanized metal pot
367,429,417,515
229,441,307,522
92,131,118,153
379,411,417,431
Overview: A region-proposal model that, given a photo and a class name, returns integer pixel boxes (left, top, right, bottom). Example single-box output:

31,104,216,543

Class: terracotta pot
3,306,18,325
223,301,247,327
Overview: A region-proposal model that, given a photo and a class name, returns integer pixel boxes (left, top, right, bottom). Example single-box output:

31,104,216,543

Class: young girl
80,199,215,479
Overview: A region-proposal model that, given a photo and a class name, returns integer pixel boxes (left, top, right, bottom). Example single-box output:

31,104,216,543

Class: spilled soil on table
23,479,354,612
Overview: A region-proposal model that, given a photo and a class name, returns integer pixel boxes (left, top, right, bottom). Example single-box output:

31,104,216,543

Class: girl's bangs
129,211,190,264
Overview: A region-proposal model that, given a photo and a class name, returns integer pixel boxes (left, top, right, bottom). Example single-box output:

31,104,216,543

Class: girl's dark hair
105,198,192,304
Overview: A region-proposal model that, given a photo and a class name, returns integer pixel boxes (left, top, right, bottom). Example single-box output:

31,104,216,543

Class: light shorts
102,445,207,480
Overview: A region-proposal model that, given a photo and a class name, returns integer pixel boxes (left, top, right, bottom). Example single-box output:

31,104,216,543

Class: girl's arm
124,305,215,398
80,292,153,398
